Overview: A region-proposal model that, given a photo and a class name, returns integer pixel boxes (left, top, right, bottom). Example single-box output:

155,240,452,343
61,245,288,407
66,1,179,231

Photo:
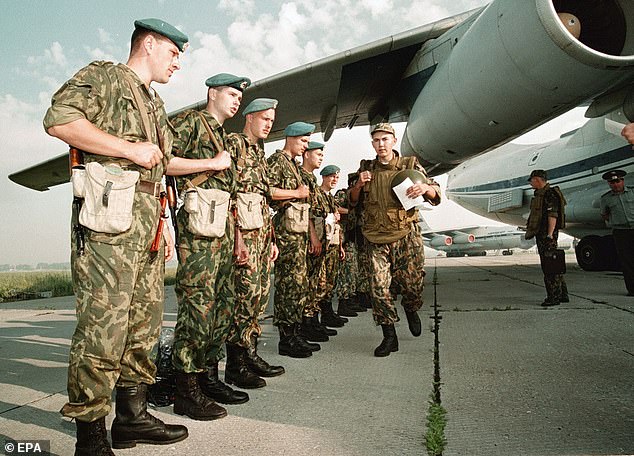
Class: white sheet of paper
604,118,626,137
392,177,425,210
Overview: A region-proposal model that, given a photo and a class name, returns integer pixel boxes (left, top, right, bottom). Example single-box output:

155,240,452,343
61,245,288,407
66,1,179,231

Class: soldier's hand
296,184,309,199
309,237,322,256
357,170,372,187
406,183,432,199
163,229,174,262
128,142,163,169
270,243,279,262
621,122,634,145
209,150,232,171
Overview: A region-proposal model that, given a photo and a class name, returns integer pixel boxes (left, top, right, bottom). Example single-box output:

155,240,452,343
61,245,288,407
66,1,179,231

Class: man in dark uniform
600,170,634,296
525,169,569,306
44,19,189,454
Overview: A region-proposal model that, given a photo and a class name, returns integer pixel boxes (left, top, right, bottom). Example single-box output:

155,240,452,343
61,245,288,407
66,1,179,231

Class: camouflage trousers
227,223,273,349
536,232,568,302
305,244,341,316
368,227,426,325
63,196,164,422
272,230,308,327
335,242,358,300
356,236,372,294
172,213,236,373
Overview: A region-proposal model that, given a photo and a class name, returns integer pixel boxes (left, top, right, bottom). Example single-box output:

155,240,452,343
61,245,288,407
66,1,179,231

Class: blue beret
134,18,189,52
306,141,325,151
243,98,278,116
320,165,340,176
284,121,315,137
205,73,251,91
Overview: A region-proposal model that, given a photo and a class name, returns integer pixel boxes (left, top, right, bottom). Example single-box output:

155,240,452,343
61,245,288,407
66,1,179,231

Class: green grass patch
0,268,179,302
425,399,448,456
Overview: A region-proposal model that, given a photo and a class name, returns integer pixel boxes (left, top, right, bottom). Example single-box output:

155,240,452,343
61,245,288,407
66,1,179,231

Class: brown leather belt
137,180,163,197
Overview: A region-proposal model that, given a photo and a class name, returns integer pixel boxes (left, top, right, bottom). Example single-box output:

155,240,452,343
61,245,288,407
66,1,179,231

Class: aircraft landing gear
575,235,621,272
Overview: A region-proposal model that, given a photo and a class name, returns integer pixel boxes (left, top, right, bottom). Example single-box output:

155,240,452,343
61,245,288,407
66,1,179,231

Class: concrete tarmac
0,253,632,456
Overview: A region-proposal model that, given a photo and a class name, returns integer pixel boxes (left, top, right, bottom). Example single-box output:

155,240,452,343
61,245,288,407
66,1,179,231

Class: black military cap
528,169,547,181
602,169,626,182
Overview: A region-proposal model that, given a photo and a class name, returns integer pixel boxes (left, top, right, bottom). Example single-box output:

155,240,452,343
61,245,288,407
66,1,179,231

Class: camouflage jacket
225,133,271,199
171,110,237,196
267,150,306,212
43,61,173,183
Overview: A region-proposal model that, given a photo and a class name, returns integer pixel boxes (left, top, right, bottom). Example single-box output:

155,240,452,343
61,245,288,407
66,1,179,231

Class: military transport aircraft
419,221,536,257
9,0,634,267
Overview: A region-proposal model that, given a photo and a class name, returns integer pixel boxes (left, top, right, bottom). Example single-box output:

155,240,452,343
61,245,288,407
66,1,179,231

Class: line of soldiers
43,18,442,456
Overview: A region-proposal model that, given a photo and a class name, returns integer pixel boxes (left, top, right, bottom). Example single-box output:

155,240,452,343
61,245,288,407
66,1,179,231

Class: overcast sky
0,0,588,265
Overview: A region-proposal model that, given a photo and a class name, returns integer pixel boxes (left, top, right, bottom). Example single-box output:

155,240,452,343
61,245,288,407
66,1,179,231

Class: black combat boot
405,310,422,337
293,322,321,352
359,292,373,309
245,334,285,377
348,294,367,312
111,384,188,449
374,324,399,357
173,372,227,421
74,417,115,456
278,324,312,358
199,363,250,403
312,314,337,336
337,298,358,317
225,344,266,389
299,315,329,342
321,300,347,327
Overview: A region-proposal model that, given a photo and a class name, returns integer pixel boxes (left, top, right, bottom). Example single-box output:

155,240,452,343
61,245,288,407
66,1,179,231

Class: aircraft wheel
575,235,605,271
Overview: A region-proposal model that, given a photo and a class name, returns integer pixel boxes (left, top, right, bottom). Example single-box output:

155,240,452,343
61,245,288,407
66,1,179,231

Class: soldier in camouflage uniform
525,169,569,306
167,73,251,420
350,123,440,357
43,19,189,455
334,173,366,315
225,98,285,384
299,147,345,343
316,165,347,319
267,122,316,358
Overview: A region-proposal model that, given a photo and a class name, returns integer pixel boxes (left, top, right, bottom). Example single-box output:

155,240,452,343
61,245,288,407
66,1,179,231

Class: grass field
0,268,177,302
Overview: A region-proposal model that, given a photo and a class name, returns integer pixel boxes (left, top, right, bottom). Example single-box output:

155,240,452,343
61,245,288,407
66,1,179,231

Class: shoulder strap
187,112,225,188
125,74,165,154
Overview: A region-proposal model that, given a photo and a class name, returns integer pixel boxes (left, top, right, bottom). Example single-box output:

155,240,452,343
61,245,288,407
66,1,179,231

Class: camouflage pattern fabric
368,216,427,325
528,185,568,303
267,150,309,326
335,241,358,300
44,61,171,422
536,232,568,303
225,133,274,348
171,110,237,372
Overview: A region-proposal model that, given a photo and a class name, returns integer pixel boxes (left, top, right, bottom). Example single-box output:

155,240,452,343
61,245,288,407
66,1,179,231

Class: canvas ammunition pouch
315,213,340,246
236,192,265,230
284,201,310,233
71,162,140,234
183,187,230,238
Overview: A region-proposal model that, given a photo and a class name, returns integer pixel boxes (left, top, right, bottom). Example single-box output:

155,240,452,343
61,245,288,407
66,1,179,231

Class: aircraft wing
9,153,69,192
171,10,477,142
8,10,474,192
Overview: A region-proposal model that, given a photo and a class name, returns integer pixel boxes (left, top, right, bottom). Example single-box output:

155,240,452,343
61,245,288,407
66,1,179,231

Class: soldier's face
247,108,276,140
151,36,181,84
323,173,339,189
286,135,310,157
304,149,324,169
212,87,243,120
530,176,546,189
372,132,397,163
608,178,625,193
